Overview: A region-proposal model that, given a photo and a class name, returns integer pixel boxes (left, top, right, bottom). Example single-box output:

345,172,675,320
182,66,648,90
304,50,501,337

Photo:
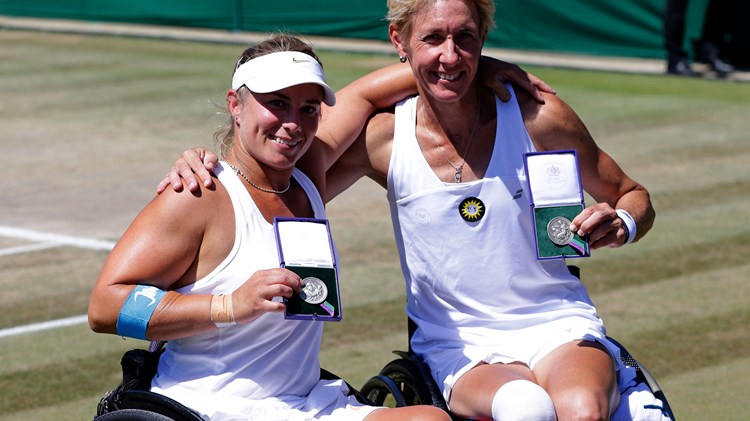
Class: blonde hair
214,34,323,158
386,0,496,40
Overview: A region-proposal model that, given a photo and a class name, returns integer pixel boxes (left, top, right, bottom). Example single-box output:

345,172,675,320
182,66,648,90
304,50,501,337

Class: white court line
0,315,89,339
0,226,116,338
0,241,64,257
0,226,116,251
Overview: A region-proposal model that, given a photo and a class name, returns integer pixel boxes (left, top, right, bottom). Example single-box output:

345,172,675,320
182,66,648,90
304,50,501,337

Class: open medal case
274,217,342,321
524,150,590,260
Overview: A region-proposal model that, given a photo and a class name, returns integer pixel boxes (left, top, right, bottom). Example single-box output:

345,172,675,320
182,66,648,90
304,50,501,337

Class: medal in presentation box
274,217,342,322
524,150,590,260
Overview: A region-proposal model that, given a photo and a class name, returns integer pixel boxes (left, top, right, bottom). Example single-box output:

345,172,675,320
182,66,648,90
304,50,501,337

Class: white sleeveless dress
387,91,622,402
151,161,378,421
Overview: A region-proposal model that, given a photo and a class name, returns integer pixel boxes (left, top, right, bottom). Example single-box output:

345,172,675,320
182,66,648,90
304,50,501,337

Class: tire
378,358,434,406
93,408,174,420
361,374,407,407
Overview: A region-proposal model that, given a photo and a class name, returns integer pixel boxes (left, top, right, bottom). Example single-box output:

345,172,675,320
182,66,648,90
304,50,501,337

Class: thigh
448,362,535,420
365,406,451,421
533,340,619,419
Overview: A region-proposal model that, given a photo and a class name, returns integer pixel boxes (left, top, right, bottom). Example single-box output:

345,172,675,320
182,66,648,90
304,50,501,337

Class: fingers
489,79,512,102
187,148,219,190
253,269,303,298
478,57,554,104
159,148,218,194
589,227,620,250
527,71,556,97
156,172,179,194
202,149,219,171
511,71,552,104
178,153,209,191
570,204,622,250
231,269,303,323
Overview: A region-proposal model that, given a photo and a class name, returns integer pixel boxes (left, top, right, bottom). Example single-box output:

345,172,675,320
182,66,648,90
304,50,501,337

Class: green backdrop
2,0,738,61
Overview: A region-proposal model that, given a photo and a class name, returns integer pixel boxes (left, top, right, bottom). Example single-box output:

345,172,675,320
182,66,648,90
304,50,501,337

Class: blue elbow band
116,285,166,340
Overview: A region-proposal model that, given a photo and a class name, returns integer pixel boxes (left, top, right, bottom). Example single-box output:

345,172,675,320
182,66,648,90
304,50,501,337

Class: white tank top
386,91,602,355
152,161,327,415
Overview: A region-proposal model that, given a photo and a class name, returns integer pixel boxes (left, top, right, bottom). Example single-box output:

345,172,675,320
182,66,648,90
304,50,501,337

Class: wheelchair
93,341,371,420
360,296,677,420
93,342,204,420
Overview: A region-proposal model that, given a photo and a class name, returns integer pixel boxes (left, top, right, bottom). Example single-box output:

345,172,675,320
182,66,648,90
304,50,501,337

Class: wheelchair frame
95,266,675,420
93,342,371,420
94,343,205,421
360,331,676,420
360,267,675,420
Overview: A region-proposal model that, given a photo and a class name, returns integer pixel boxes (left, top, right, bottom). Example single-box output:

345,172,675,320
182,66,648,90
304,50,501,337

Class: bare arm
521,92,655,249
305,58,557,177
154,64,415,195
88,184,303,340
324,111,396,201
297,62,416,185
158,59,555,193
89,187,219,339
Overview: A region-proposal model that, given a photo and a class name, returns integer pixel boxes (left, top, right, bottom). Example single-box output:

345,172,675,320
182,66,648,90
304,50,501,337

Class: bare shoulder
367,109,396,142
340,109,395,168
517,89,593,152
326,108,395,196
363,109,396,178
147,173,231,236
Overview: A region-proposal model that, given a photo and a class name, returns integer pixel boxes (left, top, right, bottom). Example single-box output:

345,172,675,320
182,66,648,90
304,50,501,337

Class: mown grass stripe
580,230,750,294
322,297,407,346
652,178,750,212
0,350,124,415
617,307,750,379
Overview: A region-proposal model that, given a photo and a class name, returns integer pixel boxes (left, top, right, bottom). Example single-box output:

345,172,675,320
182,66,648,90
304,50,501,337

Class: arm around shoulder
309,63,415,172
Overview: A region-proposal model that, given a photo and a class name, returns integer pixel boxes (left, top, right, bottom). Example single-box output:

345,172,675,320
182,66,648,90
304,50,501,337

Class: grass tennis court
1,28,748,420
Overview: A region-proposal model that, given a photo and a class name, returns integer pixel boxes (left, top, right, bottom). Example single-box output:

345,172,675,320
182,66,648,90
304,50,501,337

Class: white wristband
615,209,637,245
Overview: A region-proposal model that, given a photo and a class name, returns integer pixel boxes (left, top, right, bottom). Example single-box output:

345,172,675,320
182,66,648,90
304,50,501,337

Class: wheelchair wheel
608,337,676,420
93,408,174,420
361,374,408,407
96,389,204,421
363,358,434,407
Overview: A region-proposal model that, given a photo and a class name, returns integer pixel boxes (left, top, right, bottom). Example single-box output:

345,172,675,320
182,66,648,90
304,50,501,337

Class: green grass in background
1,29,748,420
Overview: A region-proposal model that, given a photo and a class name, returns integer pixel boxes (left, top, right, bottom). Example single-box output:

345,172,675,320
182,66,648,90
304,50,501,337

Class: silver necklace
420,99,480,183
226,163,291,194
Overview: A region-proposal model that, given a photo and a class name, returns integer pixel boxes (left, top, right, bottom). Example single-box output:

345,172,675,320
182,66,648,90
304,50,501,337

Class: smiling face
228,83,324,171
390,0,486,104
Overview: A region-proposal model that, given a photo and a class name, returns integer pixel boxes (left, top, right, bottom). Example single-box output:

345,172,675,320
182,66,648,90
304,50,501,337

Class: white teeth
270,135,299,147
437,72,459,81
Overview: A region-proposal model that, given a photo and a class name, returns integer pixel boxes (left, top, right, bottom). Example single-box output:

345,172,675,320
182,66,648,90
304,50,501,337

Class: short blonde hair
386,0,496,40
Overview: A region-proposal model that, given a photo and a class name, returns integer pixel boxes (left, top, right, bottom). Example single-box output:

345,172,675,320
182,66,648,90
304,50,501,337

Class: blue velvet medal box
274,217,342,321
523,150,590,260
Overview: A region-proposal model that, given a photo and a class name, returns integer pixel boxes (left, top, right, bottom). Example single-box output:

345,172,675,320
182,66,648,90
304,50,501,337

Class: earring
399,56,407,63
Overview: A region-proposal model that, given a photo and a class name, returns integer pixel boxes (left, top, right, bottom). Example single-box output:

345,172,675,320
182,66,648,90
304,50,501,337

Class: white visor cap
231,51,336,106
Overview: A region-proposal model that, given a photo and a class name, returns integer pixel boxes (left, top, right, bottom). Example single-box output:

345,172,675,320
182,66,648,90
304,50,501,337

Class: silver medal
299,277,328,305
547,216,574,246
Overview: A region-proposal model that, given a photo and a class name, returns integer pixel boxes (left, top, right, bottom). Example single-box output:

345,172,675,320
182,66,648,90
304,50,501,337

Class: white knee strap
491,380,556,421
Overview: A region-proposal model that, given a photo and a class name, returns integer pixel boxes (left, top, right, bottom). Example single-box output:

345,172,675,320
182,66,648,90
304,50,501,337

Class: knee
552,387,610,421
422,406,452,421
491,380,556,421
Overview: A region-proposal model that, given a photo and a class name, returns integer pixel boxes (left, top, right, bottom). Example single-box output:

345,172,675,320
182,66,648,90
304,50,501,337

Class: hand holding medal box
274,217,342,321
524,150,590,259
